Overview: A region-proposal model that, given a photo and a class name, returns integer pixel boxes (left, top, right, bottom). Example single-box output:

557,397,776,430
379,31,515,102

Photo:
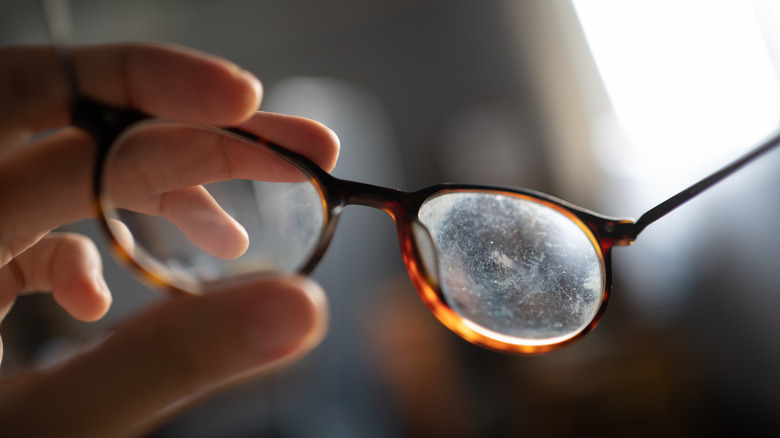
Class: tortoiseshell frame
75,95,636,354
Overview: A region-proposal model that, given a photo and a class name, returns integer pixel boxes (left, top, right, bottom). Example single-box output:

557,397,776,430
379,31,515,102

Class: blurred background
2,0,780,436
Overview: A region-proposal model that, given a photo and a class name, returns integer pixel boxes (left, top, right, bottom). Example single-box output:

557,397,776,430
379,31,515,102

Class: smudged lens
418,191,605,345
99,120,326,293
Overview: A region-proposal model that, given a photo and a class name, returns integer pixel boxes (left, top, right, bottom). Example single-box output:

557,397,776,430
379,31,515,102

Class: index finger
0,111,340,246
0,43,262,144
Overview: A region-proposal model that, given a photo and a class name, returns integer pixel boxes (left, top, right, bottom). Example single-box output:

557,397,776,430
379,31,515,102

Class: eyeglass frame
42,0,780,354
72,93,780,354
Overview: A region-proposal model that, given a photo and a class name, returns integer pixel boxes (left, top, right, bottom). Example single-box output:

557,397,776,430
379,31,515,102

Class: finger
238,111,341,173
0,231,47,350
0,43,262,143
0,232,111,322
0,230,47,269
0,129,91,244
127,185,249,260
0,276,328,437
0,128,250,257
101,113,339,206
0,111,340,244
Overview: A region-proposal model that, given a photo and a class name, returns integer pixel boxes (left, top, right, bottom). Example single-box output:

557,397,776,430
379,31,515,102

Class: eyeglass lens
100,120,327,292
418,191,604,343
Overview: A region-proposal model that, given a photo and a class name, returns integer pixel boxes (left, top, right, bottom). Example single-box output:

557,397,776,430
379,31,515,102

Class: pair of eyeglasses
43,1,780,354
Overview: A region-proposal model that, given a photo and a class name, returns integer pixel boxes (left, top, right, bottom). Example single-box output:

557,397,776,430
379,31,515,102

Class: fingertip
242,276,328,365
226,222,250,260
320,124,341,172
238,69,263,122
216,66,264,125
54,271,113,322
87,273,113,321
48,233,112,322
161,186,250,260
238,112,341,172
285,276,329,351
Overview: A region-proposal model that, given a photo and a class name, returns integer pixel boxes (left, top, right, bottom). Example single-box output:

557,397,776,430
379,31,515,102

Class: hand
0,43,338,437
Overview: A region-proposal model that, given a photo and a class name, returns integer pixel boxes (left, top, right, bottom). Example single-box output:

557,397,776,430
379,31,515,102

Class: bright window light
572,0,779,198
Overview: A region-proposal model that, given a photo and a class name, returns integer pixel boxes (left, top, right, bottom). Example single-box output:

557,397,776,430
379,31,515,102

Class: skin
0,43,339,437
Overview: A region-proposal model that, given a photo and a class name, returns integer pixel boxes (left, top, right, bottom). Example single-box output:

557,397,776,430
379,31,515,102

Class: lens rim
403,187,616,354
95,119,335,295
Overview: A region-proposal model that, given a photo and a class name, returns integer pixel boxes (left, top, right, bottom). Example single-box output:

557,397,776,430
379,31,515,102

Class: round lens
417,191,605,346
99,120,326,293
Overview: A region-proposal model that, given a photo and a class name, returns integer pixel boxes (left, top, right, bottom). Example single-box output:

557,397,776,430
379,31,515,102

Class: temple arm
633,127,780,236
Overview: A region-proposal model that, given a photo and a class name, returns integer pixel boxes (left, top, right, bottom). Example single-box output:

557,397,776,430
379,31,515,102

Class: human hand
0,43,338,437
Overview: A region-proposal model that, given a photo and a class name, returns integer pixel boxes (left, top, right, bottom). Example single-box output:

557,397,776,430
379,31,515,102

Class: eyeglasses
43,1,780,354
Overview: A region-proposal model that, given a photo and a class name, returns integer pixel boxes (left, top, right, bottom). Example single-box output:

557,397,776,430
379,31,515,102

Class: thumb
0,275,328,438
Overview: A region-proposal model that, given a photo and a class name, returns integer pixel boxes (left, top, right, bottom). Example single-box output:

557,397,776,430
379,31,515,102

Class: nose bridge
331,177,413,220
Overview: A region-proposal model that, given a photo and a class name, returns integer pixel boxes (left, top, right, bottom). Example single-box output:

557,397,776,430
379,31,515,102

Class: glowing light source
572,0,779,195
